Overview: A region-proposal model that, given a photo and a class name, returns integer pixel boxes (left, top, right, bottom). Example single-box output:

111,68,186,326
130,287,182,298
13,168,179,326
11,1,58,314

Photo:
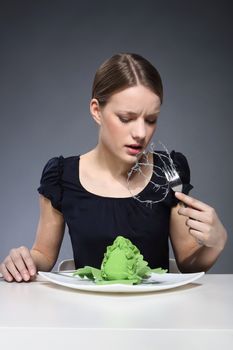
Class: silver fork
164,159,202,242
164,164,183,192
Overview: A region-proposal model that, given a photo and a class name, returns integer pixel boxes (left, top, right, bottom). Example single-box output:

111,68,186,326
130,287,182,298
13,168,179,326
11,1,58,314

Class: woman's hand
0,246,37,282
175,192,227,250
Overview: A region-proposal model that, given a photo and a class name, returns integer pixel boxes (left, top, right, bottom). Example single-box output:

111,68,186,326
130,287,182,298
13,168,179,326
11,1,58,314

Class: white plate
38,271,205,293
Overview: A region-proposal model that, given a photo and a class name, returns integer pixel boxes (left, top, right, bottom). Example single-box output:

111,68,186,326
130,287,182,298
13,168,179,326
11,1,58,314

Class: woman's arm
0,195,65,282
30,195,65,270
169,192,227,273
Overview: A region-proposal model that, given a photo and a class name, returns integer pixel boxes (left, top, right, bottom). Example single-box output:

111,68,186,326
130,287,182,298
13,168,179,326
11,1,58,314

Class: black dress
37,151,193,270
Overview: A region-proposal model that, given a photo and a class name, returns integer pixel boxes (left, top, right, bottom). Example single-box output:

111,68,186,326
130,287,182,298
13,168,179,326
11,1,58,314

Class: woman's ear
90,98,102,126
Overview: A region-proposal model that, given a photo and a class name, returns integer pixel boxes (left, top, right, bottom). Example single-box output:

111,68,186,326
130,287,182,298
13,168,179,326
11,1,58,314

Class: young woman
0,53,227,282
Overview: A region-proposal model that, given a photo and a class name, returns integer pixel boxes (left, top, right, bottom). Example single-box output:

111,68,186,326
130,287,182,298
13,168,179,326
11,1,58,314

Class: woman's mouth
125,144,143,155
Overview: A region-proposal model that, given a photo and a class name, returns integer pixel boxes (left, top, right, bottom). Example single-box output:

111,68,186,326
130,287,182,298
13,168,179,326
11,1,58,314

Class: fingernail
30,269,35,275
16,275,22,282
23,273,29,281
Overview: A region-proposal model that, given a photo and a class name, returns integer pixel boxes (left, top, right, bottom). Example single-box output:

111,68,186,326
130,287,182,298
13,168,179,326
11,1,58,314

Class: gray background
0,0,232,272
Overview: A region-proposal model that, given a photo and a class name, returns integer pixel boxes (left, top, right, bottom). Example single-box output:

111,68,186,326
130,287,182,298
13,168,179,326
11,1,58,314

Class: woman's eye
117,115,157,125
118,116,130,123
146,119,157,125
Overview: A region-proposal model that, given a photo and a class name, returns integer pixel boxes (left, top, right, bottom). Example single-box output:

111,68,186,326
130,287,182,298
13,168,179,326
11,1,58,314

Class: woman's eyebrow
117,111,159,117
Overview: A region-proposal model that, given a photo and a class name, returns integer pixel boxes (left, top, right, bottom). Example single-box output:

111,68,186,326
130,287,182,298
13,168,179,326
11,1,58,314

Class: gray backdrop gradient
1,0,232,272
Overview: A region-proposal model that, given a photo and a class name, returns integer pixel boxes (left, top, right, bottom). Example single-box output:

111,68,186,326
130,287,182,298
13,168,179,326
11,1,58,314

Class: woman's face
91,84,161,164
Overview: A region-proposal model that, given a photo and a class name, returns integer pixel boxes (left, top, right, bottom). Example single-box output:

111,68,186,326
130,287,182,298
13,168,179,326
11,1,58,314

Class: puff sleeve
164,151,193,207
37,156,64,212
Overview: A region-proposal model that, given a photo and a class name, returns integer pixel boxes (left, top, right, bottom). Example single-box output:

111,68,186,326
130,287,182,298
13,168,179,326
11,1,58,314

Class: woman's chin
122,154,141,167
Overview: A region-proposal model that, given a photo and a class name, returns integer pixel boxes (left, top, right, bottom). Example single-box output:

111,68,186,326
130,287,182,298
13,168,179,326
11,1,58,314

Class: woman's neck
90,145,138,181
80,146,153,197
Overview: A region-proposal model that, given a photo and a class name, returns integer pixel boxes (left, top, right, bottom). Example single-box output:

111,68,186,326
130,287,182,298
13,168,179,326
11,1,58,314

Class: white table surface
0,274,233,349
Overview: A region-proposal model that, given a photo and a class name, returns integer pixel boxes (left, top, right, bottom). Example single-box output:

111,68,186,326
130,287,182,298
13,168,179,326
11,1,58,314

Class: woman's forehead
107,86,161,113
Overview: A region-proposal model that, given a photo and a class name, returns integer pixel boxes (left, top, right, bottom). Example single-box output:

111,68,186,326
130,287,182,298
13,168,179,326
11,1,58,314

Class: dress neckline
75,154,155,200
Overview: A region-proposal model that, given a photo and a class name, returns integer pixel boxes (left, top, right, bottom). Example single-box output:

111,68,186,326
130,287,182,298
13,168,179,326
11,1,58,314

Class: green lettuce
73,236,167,285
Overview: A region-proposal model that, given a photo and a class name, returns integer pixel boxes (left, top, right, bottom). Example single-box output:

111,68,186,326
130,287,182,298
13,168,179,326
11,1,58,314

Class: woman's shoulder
39,154,80,182
41,154,80,167
62,155,80,167
152,149,191,171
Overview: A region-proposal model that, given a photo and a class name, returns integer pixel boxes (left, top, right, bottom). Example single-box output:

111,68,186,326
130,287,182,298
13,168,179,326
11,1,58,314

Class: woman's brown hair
91,53,163,107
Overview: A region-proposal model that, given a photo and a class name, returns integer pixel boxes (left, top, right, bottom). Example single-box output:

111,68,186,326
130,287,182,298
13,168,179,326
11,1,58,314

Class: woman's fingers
18,246,37,277
185,218,208,232
0,246,36,282
175,192,211,211
1,256,23,282
176,193,218,226
0,261,14,282
178,205,206,222
10,248,30,281
178,204,216,226
187,229,205,246
175,192,227,249
185,218,208,244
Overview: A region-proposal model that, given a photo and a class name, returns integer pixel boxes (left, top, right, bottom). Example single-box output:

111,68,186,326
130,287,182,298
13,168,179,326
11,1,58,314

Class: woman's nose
131,120,146,140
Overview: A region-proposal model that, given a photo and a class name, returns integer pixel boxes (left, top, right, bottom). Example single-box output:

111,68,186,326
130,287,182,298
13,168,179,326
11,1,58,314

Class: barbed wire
127,142,176,207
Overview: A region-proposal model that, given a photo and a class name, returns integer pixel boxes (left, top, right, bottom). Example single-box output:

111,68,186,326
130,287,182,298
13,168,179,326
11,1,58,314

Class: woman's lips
125,145,143,155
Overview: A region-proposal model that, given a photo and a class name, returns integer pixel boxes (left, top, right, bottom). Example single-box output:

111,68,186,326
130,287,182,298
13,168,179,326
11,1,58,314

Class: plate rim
38,271,205,293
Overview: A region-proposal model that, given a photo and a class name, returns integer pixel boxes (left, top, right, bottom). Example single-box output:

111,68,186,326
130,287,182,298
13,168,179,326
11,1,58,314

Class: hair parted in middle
91,53,163,107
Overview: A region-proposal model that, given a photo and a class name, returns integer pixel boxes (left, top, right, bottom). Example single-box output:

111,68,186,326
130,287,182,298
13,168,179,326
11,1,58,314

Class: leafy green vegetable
73,236,167,285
